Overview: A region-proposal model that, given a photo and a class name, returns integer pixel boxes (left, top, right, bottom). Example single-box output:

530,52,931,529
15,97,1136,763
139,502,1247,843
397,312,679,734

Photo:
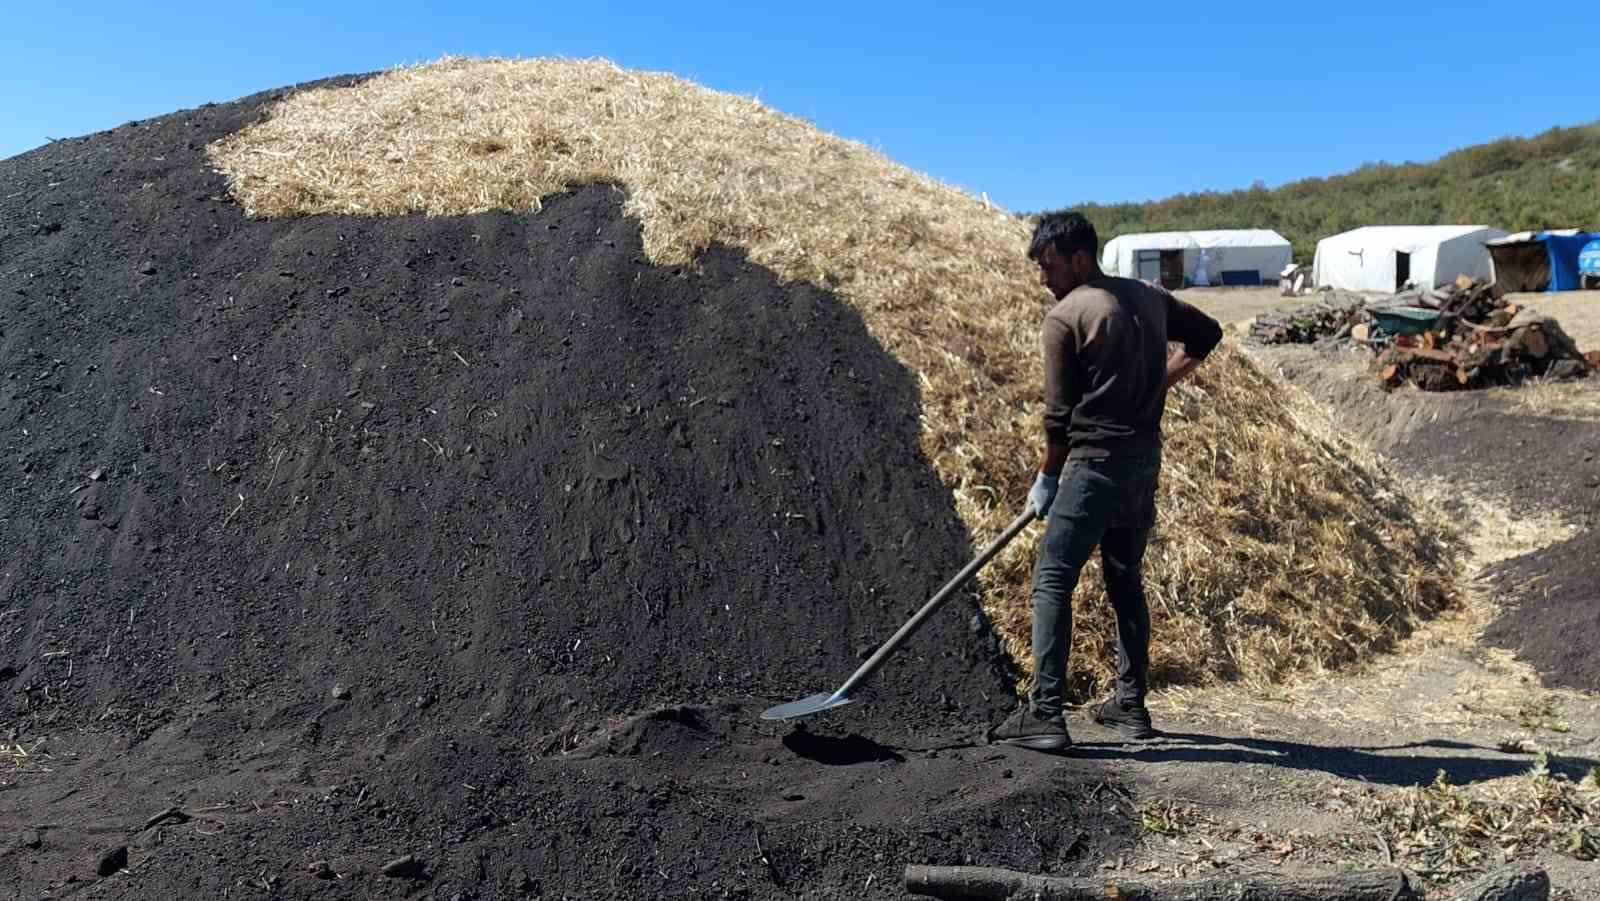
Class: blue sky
2,1,1594,211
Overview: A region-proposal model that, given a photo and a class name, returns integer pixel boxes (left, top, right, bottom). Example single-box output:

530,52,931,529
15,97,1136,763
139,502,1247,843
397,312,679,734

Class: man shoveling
989,212,1222,751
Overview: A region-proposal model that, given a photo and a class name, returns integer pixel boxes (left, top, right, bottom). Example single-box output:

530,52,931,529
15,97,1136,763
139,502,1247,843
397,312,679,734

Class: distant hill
1059,122,1600,262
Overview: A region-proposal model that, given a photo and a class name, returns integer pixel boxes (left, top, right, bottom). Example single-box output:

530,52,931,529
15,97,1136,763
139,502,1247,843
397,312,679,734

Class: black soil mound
1,94,1009,736
1483,530,1600,692
1376,401,1600,692
1390,409,1600,528
0,84,1117,898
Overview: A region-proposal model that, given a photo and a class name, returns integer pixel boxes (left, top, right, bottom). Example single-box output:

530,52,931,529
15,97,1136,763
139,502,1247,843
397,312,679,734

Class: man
990,212,1222,752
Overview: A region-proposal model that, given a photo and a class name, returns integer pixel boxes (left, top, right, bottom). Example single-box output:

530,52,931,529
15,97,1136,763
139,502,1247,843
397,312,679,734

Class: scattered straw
1496,377,1600,421
0,740,52,786
207,57,1458,695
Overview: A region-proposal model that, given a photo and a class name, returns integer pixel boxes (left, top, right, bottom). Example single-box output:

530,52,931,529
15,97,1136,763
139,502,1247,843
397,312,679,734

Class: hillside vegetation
1071,122,1600,261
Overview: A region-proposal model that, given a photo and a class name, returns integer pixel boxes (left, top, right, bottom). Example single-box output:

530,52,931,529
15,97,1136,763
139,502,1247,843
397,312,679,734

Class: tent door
1395,251,1411,291
1135,250,1162,282
1158,250,1184,289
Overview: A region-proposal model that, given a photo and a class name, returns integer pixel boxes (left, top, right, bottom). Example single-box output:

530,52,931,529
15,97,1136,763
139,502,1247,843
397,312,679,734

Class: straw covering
208,57,1456,695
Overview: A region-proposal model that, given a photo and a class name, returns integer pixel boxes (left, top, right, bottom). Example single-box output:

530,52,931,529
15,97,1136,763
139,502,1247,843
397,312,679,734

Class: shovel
761,508,1035,720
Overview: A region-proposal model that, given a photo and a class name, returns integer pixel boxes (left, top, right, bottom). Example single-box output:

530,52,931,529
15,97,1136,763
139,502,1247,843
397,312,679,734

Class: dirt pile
0,82,1097,898
1,83,1018,738
1483,530,1600,692
0,61,1465,896
207,57,1458,694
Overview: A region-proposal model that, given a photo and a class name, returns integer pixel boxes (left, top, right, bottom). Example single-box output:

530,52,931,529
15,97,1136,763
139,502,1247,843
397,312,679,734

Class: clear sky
2,1,1594,211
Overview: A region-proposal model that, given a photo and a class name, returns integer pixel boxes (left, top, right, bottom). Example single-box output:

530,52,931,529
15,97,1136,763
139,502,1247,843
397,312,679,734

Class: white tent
1100,229,1292,287
1312,225,1506,292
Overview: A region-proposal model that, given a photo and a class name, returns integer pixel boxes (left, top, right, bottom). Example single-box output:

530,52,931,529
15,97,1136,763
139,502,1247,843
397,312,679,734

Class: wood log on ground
1398,347,1458,364
903,864,1422,901
1510,325,1550,359
1449,865,1549,901
1412,361,1462,392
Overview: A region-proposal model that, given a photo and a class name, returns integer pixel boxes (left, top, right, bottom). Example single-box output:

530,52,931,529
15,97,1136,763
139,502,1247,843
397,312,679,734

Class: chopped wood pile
1250,277,1594,392
1249,291,1366,343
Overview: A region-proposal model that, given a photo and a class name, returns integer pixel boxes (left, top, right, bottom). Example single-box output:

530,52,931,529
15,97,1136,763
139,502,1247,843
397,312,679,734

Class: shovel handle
835,508,1036,698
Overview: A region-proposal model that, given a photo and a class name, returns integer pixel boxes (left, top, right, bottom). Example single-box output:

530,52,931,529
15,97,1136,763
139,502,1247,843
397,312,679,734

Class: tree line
1037,122,1600,263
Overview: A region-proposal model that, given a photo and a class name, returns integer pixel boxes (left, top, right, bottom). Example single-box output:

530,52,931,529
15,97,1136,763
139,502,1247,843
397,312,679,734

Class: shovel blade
760,690,853,721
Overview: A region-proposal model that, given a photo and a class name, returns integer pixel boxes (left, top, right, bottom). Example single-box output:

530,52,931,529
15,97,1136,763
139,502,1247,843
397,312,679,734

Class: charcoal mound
0,81,1075,900
0,84,1014,744
1483,529,1600,692
1390,409,1600,528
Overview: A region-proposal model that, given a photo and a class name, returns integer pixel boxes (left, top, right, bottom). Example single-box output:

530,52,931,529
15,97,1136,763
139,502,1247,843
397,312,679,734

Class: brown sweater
1042,276,1222,459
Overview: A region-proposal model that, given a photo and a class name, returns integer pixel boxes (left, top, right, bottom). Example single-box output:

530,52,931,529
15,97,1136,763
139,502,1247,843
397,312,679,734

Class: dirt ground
1150,295,1600,896
3,90,1599,899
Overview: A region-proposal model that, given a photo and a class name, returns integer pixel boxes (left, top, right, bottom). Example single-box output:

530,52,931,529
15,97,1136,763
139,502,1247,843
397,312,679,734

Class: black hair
1027,211,1098,262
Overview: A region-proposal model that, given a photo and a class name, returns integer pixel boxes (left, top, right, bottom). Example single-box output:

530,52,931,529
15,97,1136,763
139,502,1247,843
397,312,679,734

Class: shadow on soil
783,731,907,765
1070,731,1597,786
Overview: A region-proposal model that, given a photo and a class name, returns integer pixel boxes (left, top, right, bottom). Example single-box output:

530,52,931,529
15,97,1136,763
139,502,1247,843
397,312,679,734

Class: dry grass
207,57,1458,695
1495,377,1600,420
1150,475,1571,735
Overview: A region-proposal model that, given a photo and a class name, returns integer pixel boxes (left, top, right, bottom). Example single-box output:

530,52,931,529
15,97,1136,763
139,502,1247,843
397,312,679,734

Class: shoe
1091,697,1156,740
988,705,1070,752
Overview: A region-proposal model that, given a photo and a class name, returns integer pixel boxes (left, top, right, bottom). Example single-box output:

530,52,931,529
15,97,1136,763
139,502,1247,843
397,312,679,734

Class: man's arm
1029,309,1077,517
1040,310,1077,475
1039,439,1069,478
1162,291,1223,391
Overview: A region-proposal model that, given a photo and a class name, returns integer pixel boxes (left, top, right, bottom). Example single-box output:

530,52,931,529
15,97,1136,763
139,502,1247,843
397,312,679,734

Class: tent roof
1104,229,1290,250
1320,225,1498,246
1486,228,1591,246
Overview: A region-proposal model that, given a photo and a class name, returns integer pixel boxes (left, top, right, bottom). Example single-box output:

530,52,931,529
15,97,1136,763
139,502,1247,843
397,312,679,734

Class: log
1413,362,1463,392
1449,865,1549,901
903,865,1421,901
1521,328,1549,359
1351,322,1370,342
1396,347,1458,364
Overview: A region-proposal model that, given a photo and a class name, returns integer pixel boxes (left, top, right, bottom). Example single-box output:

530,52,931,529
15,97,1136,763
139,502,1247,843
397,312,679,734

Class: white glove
1028,472,1059,520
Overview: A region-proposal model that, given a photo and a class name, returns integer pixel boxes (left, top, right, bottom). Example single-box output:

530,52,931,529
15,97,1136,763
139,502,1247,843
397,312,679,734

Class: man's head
1028,211,1100,300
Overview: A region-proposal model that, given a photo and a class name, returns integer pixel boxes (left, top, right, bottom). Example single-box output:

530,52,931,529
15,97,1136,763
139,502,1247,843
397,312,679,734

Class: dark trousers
1029,453,1159,718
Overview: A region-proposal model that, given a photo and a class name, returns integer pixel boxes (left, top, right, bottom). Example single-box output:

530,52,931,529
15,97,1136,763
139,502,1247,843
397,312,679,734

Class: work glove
1028,472,1059,520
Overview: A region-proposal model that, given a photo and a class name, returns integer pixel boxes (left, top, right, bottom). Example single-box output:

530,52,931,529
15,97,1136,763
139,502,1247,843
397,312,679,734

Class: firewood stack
1248,291,1368,344
1249,276,1594,392
1375,277,1592,391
